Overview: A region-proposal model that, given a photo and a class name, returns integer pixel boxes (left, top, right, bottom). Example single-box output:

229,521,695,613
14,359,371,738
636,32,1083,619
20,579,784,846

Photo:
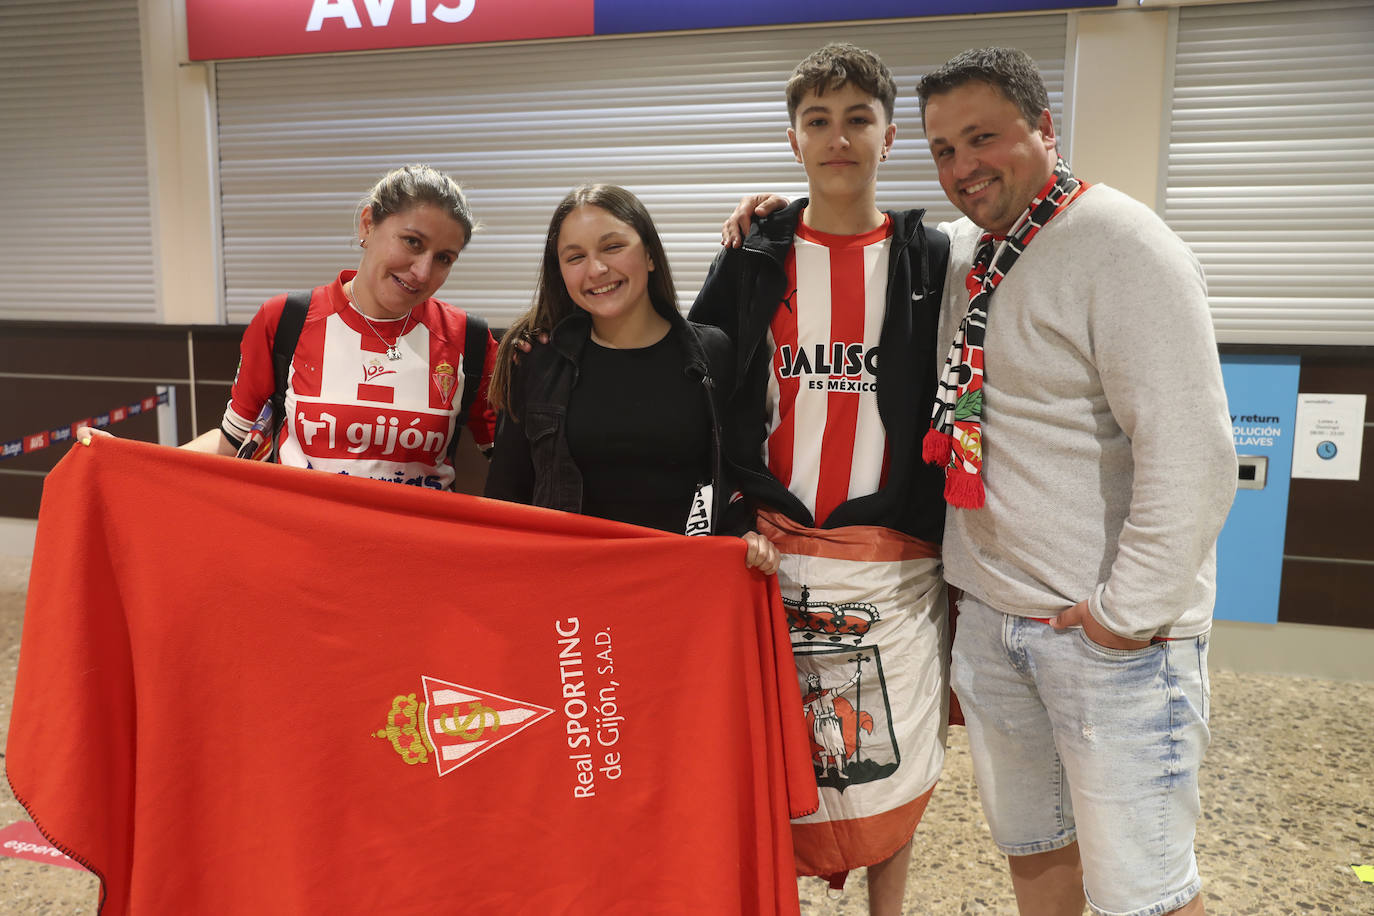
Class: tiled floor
1,554,1370,914
795,669,1374,914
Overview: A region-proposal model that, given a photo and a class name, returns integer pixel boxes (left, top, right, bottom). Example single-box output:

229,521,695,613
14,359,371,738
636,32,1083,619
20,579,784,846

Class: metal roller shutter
215,15,1069,325
0,0,156,322
1165,0,1374,345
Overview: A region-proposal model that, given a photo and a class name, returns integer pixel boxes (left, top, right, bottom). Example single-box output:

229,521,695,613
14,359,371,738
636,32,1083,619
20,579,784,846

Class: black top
566,328,709,532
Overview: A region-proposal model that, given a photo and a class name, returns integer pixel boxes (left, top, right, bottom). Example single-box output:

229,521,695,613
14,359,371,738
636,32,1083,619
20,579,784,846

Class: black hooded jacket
688,199,949,542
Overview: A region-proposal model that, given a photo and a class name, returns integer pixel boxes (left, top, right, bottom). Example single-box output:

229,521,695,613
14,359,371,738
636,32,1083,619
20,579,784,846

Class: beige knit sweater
937,185,1236,640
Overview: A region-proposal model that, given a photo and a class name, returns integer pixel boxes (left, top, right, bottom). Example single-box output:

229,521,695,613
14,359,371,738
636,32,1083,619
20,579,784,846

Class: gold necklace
347,281,410,361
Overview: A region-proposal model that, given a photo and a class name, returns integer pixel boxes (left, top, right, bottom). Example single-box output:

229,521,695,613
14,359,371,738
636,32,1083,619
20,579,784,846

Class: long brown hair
488,184,678,413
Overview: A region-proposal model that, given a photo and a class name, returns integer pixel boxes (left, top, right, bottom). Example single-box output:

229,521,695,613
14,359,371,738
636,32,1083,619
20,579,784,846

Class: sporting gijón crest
373,676,552,777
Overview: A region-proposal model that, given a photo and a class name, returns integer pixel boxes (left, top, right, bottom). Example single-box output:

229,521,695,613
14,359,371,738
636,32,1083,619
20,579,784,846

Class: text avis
306,0,475,31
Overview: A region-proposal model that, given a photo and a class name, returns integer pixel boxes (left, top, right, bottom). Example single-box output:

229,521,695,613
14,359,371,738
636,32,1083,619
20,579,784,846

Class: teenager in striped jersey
690,43,950,916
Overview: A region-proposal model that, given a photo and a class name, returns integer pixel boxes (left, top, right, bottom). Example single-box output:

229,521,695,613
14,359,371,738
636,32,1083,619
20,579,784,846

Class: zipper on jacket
700,373,724,534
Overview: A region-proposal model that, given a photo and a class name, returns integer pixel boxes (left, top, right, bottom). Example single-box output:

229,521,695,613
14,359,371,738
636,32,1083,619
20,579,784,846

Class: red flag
9,439,816,914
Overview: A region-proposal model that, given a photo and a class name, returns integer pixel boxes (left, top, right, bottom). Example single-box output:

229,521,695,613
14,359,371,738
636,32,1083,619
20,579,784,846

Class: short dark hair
489,185,677,413
916,47,1050,129
786,42,897,125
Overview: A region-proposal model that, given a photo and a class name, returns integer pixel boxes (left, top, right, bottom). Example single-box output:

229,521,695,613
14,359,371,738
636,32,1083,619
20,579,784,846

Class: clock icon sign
1316,440,1338,460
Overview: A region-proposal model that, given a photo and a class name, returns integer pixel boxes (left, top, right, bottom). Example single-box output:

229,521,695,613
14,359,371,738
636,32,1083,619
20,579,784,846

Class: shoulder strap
458,313,488,421
445,312,490,467
270,290,312,463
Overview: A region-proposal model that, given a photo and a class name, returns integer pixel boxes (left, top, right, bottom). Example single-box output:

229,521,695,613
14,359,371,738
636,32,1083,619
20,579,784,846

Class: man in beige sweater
917,48,1234,916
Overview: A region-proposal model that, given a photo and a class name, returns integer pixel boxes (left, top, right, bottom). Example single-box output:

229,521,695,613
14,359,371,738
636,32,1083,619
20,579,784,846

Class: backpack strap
270,291,312,463
445,312,490,469
458,313,488,422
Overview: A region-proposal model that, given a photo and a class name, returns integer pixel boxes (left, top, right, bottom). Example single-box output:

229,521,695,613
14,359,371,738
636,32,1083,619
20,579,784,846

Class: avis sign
184,0,594,61
307,0,475,30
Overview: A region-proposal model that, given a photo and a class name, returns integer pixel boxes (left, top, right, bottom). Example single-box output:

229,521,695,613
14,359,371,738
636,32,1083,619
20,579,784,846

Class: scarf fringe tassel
943,468,986,510
922,428,953,466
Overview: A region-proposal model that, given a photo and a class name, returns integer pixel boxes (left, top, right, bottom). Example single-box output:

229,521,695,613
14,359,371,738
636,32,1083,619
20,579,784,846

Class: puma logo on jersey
780,287,798,313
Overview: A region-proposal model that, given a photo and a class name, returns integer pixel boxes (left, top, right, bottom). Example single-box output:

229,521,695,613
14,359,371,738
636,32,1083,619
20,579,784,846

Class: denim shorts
950,594,1211,916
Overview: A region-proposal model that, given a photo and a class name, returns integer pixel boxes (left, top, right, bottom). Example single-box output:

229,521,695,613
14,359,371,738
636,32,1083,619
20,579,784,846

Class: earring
359,238,367,248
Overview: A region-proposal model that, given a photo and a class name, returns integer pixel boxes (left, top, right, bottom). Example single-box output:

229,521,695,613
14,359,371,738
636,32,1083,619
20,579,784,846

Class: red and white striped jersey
764,218,892,526
224,271,496,490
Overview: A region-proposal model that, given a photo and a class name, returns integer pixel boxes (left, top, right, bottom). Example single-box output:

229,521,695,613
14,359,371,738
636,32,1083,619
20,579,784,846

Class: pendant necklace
348,281,410,361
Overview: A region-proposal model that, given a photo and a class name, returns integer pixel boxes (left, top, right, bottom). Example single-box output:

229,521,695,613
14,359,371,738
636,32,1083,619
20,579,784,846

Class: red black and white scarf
923,158,1089,509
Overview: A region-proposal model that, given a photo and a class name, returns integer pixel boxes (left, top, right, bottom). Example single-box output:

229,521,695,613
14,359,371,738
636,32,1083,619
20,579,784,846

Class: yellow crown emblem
372,693,434,765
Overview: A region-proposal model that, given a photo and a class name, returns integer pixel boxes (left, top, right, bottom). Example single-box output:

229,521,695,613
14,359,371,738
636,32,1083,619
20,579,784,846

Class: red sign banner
185,0,594,61
0,822,86,871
